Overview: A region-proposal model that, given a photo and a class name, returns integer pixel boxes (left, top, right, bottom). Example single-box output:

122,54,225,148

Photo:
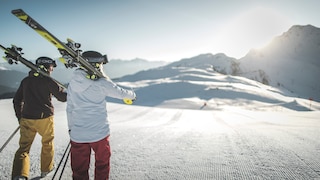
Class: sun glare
212,7,292,58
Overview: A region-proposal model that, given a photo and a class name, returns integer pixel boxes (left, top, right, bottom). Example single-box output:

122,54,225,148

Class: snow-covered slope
1,98,320,179
117,56,320,111
117,24,320,106
239,25,320,102
134,25,320,103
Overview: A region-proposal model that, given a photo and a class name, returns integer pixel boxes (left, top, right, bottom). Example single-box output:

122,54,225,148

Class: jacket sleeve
102,79,136,100
13,82,24,120
48,79,67,102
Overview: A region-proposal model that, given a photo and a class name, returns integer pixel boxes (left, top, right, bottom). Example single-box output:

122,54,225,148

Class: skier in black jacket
12,57,67,180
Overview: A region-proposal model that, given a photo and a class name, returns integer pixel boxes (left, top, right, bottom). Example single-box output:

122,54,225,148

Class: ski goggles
36,57,57,67
86,55,108,64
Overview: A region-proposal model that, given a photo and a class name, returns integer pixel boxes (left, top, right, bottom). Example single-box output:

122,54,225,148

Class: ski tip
11,9,24,14
123,98,133,105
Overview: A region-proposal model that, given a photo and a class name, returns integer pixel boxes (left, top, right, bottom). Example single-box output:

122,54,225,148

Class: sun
212,7,292,58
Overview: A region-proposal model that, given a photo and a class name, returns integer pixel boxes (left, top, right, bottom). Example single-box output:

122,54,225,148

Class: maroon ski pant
70,136,111,180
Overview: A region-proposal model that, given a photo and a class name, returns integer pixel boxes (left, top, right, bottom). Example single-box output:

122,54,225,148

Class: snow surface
0,89,320,179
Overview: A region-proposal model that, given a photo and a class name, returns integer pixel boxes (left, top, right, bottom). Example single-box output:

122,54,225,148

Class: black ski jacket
13,71,67,120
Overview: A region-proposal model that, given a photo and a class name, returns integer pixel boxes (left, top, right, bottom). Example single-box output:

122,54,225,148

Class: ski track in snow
0,99,320,179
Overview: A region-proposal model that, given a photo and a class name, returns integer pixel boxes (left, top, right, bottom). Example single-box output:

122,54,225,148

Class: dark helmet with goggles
36,56,57,68
82,51,108,64
81,51,108,80
33,56,57,76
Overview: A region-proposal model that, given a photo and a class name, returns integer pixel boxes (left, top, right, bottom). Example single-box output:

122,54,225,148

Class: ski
11,9,133,105
0,44,66,89
11,8,108,80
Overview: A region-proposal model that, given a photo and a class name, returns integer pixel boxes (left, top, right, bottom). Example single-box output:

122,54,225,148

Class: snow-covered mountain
239,25,320,102
119,24,319,103
168,53,240,75
116,54,319,111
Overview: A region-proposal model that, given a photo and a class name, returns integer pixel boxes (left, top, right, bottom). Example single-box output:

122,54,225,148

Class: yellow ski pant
11,116,55,179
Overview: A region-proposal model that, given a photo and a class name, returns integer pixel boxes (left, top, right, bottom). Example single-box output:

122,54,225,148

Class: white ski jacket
66,69,136,143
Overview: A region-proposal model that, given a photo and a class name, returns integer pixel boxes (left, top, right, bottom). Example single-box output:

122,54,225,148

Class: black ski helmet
82,51,108,64
36,56,57,68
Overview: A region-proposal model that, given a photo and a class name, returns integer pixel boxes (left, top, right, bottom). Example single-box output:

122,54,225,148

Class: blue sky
1,0,320,62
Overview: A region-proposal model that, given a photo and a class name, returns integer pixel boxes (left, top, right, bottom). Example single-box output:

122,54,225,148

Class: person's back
66,51,136,179
67,68,133,142
14,72,65,119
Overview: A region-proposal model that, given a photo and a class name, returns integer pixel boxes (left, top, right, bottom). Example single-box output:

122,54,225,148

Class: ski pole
52,141,71,179
0,126,20,153
58,146,71,180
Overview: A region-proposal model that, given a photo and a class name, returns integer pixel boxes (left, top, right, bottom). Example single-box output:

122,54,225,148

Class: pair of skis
1,9,133,105
0,44,66,89
11,9,107,80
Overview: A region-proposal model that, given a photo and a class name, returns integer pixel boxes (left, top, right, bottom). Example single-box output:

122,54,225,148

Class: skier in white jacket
66,51,136,180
